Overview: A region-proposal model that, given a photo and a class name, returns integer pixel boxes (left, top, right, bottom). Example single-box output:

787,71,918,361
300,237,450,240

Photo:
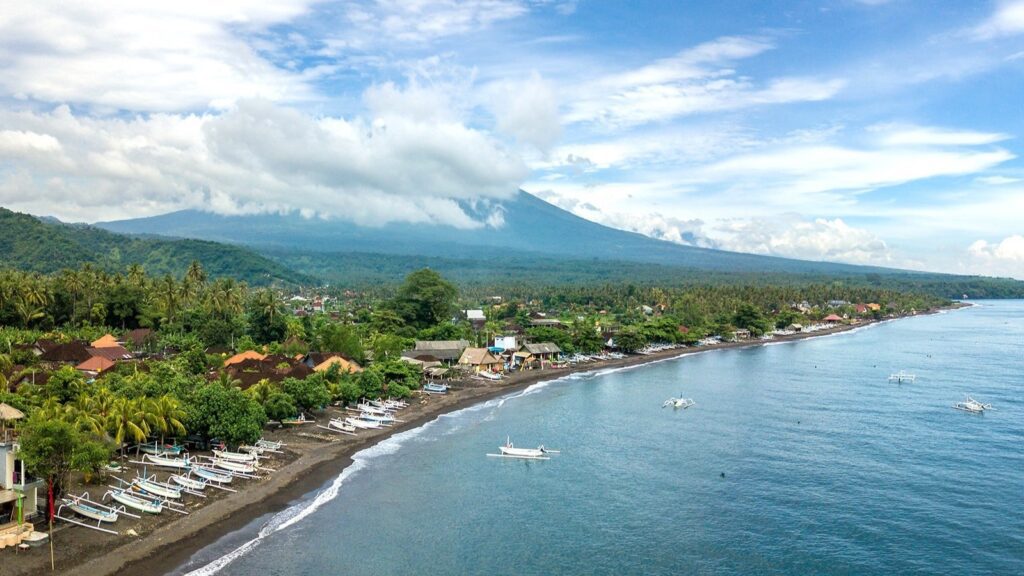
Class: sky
1,1,1023,278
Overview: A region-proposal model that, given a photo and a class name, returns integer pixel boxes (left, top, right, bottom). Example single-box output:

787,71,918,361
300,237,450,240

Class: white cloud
483,73,562,151
696,142,1014,203
0,2,320,111
714,216,891,264
966,235,1024,278
975,175,1021,185
331,0,529,48
971,1,1024,40
969,235,1024,261
870,124,1012,146
564,36,846,128
0,97,528,226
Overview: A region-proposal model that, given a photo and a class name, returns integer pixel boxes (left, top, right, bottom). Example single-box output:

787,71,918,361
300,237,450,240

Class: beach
5,314,939,576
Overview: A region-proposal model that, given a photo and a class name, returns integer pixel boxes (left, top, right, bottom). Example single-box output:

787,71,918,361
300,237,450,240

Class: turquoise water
175,301,1024,576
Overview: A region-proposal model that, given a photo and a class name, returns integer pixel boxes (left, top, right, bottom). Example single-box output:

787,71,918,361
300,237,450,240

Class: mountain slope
98,191,887,275
0,208,307,285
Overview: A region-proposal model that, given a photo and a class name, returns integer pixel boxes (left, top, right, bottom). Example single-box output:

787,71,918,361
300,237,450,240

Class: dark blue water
177,301,1024,576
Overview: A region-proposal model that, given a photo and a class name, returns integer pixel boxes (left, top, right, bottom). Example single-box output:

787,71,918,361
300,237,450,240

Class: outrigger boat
358,412,396,425
193,465,234,485
105,488,163,514
317,418,358,435
663,397,696,409
281,413,313,426
137,441,185,456
132,476,183,500
954,395,994,413
211,458,258,474
171,474,207,492
56,492,138,535
256,438,284,451
142,453,192,469
346,416,382,430
212,449,258,463
423,382,449,394
487,437,560,460
888,370,916,383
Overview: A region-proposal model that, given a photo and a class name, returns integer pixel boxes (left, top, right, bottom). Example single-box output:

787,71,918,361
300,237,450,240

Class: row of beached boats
317,397,411,436
56,437,286,535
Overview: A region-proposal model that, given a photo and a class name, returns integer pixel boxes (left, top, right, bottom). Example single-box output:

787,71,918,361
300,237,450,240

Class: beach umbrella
0,402,25,433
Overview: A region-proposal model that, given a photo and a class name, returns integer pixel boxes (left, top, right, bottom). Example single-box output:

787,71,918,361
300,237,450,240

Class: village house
493,335,517,352
405,340,470,366
458,347,504,373
0,418,44,527
823,314,844,323
514,342,562,369
312,355,363,374
223,350,266,367
76,355,116,376
733,328,752,341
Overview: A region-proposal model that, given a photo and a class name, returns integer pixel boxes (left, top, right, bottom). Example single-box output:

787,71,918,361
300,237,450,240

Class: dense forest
273,249,1024,299
0,208,306,285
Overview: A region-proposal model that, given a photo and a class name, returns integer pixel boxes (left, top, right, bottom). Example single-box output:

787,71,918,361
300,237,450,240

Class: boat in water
487,437,559,460
888,370,916,383
663,397,696,409
953,395,994,413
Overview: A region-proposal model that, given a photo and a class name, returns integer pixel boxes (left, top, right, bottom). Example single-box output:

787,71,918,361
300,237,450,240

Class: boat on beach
346,416,382,430
56,492,138,535
137,441,185,456
105,489,164,514
423,382,449,394
193,466,233,485
213,448,258,463
144,453,192,469
487,437,560,460
133,476,183,499
211,458,258,474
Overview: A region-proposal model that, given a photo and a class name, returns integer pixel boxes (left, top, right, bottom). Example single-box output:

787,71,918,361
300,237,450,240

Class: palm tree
149,395,187,446
109,397,150,456
157,274,179,324
62,269,84,324
215,371,242,389
14,294,44,328
127,264,146,288
186,260,207,287
244,379,274,405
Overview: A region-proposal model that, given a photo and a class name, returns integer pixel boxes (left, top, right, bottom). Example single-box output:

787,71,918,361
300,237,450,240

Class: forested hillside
0,208,307,285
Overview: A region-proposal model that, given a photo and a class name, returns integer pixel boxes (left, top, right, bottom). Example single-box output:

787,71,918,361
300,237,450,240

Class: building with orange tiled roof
223,350,267,367
313,355,362,374
91,334,120,348
76,355,116,375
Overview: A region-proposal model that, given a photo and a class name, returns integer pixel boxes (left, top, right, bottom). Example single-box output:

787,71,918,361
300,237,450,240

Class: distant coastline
39,305,963,576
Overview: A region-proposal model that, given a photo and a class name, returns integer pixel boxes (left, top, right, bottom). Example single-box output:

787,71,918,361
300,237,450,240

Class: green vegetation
0,254,976,508
0,208,307,285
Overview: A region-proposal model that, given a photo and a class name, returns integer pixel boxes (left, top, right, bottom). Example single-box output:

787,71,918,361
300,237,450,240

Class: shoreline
43,310,956,576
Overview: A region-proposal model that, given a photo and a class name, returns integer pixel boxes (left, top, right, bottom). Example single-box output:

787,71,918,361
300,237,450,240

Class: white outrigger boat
346,416,382,430
142,453,192,469
171,473,207,492
662,397,696,409
358,411,397,425
888,370,916,383
212,448,258,463
105,488,164,514
423,382,449,394
132,476,183,500
954,395,994,413
56,492,138,535
256,438,284,451
487,437,560,461
193,465,234,485
211,458,258,474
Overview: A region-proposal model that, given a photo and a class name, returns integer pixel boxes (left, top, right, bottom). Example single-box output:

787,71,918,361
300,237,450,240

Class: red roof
823,314,843,322
77,356,116,373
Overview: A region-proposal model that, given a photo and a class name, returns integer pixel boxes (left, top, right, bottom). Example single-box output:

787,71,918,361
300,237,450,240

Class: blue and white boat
423,382,449,394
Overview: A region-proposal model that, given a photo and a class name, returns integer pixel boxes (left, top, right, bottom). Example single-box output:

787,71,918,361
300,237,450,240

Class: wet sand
5,313,947,576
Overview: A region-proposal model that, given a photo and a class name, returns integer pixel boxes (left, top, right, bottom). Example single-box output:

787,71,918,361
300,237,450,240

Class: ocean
172,301,1024,575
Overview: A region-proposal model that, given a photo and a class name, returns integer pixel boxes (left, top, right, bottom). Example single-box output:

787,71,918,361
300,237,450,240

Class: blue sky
0,1,1022,277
